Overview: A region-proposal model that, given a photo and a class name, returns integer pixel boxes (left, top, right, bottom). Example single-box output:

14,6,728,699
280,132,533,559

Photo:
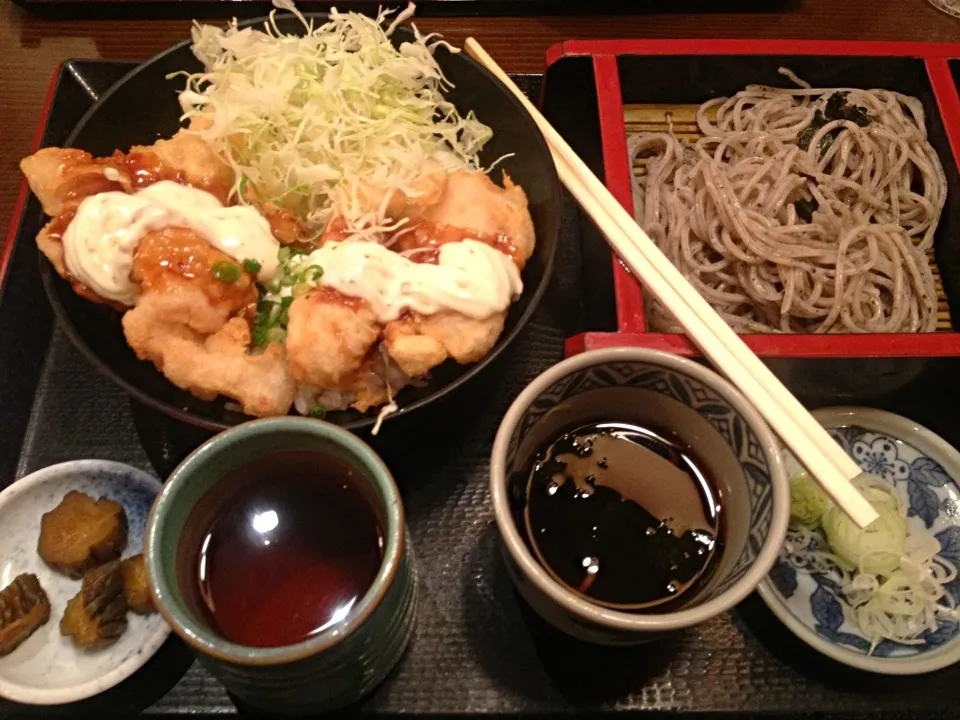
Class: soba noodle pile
629,68,947,333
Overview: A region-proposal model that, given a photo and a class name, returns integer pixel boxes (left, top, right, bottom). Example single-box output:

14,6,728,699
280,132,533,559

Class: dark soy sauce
516,422,722,611
193,450,383,648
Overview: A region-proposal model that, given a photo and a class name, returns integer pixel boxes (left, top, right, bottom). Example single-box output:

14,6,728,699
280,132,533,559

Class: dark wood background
4,0,960,233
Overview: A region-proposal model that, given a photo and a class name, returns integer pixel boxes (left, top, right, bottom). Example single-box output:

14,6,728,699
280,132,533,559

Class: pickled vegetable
122,554,155,614
0,574,51,656
38,491,128,578
60,560,128,649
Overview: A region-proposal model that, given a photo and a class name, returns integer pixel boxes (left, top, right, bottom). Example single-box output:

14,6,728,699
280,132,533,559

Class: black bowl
39,14,561,431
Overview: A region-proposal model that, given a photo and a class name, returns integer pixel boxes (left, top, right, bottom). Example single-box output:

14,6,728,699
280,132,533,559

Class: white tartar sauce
62,181,280,305
301,239,523,322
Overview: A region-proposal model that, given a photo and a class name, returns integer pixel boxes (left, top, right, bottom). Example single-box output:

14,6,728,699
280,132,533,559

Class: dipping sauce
188,450,383,648
514,422,722,611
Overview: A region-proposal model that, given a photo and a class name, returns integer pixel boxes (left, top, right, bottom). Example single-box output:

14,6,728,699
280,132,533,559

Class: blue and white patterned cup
490,348,789,645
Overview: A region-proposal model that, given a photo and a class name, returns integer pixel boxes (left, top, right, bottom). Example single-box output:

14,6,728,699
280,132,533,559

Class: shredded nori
794,197,819,222
825,91,871,127
796,92,871,154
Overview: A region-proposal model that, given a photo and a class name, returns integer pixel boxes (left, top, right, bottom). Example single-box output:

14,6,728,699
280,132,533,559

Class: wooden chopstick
464,38,879,528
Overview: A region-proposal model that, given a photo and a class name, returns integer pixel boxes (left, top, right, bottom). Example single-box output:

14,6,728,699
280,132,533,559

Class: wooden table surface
3,0,960,232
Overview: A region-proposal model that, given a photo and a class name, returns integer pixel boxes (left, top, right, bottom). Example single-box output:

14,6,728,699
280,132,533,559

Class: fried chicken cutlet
20,133,534,419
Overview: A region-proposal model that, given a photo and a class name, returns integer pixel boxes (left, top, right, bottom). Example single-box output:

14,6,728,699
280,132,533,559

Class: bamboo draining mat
623,103,953,332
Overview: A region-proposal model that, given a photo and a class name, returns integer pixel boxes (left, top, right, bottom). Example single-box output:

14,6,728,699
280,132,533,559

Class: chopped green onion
308,403,326,419
243,258,262,274
279,182,310,198
277,246,308,265
252,292,297,349
252,298,276,348
239,175,264,201
211,261,241,283
277,296,294,326
265,326,286,345
298,265,324,284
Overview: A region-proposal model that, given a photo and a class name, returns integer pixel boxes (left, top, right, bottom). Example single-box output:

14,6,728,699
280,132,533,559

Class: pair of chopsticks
464,39,878,528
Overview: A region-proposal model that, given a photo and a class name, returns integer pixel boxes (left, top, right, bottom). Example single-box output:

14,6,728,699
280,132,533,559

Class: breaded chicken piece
21,132,238,303
20,147,124,218
122,290,296,417
286,289,381,387
257,202,309,245
384,311,506,378
358,167,449,223
137,131,233,202
35,220,71,285
122,228,294,416
352,384,392,412
382,321,447,378
317,169,449,247
20,130,232,219
376,169,526,379
309,169,530,388
410,169,535,263
131,227,257,320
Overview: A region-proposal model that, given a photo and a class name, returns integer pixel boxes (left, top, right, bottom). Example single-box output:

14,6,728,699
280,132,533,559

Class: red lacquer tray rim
1,63,64,298
545,39,960,67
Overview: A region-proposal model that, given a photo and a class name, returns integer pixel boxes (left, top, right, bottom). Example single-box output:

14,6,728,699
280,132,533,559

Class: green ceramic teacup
145,418,416,715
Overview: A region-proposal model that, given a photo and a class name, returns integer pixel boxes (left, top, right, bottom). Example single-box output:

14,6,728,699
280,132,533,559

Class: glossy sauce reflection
396,221,522,267
519,422,722,611
195,450,383,648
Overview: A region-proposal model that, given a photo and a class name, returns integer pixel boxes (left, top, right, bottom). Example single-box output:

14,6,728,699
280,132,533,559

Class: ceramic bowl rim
490,346,790,632
757,405,960,675
0,459,169,706
146,417,405,666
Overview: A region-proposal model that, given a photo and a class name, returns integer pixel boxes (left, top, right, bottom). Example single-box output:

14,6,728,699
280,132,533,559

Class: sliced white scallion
786,470,960,653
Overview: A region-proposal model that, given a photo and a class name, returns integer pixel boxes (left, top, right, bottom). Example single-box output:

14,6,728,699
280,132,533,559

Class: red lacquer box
544,40,960,360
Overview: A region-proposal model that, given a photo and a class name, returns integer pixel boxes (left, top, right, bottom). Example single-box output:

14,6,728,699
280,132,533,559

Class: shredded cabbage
786,471,960,653
176,1,493,238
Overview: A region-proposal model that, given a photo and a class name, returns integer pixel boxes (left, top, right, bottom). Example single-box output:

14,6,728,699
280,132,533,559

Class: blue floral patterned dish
757,407,960,675
0,460,169,705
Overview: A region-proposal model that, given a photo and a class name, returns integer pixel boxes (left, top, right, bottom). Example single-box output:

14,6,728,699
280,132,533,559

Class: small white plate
0,460,170,705
758,407,960,675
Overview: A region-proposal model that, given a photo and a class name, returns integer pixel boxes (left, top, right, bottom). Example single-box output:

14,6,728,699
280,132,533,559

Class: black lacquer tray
1,58,959,719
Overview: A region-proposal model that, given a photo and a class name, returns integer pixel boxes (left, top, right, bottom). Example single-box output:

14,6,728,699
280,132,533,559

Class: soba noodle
629,68,947,333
